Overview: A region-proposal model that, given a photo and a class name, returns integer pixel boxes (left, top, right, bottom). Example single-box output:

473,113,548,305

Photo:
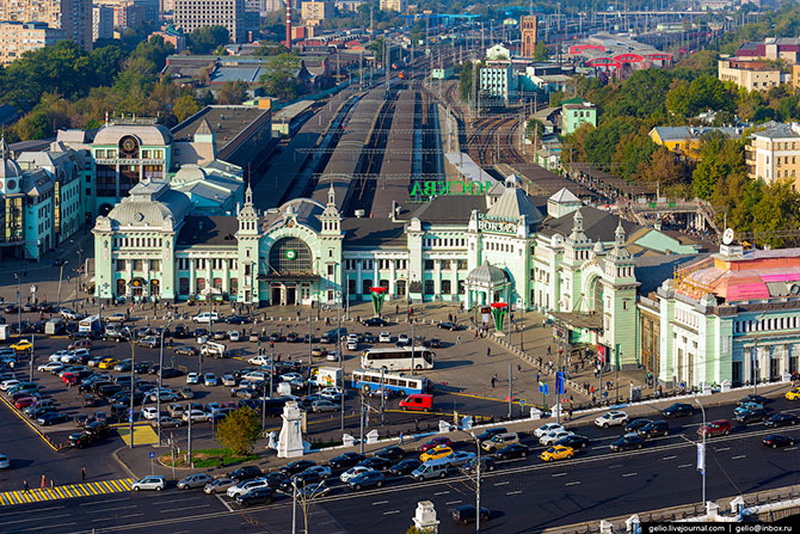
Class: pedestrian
547,345,552,356
490,376,496,389
23,480,29,492
49,479,54,490
517,364,522,373
325,317,330,326
474,329,479,339
356,315,361,323
81,466,86,481
414,418,419,432
296,310,301,319
456,335,461,345
486,347,491,358
395,304,399,315
40,474,46,489
398,432,404,445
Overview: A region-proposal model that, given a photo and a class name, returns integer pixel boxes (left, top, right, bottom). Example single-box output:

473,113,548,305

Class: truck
309,367,342,388
45,318,66,336
200,341,227,358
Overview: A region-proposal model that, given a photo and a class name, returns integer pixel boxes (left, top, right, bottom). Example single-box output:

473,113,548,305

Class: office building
173,0,246,43
92,5,114,41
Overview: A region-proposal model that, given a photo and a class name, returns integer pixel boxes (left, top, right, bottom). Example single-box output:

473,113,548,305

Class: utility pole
507,363,513,419
157,320,172,446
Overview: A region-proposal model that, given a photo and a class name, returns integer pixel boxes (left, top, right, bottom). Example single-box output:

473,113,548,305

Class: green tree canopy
215,407,262,455
260,53,301,101
188,25,230,55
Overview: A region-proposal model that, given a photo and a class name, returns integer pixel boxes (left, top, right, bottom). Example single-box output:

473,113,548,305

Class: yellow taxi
539,445,575,462
10,339,33,352
785,387,800,401
419,445,454,463
98,358,119,370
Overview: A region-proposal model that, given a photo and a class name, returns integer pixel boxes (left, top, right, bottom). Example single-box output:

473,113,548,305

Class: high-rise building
520,15,537,58
92,4,114,41
0,21,61,64
173,0,246,43
379,0,405,13
300,1,331,25
0,0,93,51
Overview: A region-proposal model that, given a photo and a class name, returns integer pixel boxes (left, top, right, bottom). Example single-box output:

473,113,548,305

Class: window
196,278,206,291
442,280,452,294
229,278,238,293
179,277,189,294
213,277,222,290
424,259,434,270
327,265,334,276
149,260,161,272
116,259,125,271
132,259,143,271
424,279,435,295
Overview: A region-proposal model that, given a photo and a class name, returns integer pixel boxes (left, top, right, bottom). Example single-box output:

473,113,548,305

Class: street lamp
694,397,707,505
122,326,136,449
56,261,68,309
467,431,483,534
13,273,21,334
156,320,173,446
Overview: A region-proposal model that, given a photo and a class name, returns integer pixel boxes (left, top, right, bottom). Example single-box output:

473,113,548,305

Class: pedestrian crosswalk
0,478,134,505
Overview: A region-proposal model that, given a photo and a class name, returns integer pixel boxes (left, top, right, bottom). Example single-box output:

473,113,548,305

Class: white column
126,260,134,296
222,259,229,294
433,260,441,297
356,261,363,296
189,258,196,296
389,260,396,296
373,258,379,289
451,260,458,300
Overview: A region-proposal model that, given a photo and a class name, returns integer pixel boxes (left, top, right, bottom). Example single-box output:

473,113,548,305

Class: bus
351,368,430,396
360,347,435,371
78,315,103,335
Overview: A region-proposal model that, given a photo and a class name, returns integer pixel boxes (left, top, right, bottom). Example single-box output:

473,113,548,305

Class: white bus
351,368,429,396
360,346,435,371
78,315,103,335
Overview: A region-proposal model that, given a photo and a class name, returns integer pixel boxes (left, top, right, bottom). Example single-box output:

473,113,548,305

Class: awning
550,311,604,331
258,273,320,281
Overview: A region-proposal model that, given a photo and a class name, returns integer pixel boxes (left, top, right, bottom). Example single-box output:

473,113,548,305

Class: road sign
555,371,566,395
538,383,549,395
520,399,526,406
149,451,156,459
128,408,134,416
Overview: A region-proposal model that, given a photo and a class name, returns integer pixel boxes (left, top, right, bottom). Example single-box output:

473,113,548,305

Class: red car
61,373,79,385
418,436,453,453
698,420,732,438
15,396,39,409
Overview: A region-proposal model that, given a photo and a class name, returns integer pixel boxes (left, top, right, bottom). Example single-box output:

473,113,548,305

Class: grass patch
159,448,259,469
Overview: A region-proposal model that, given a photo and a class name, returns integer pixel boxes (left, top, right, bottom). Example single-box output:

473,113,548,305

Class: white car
379,332,392,343
534,422,565,438
346,340,358,351
595,411,629,428
141,406,160,420
228,330,241,342
193,312,219,324
280,372,304,383
0,453,10,469
132,476,166,491
319,387,343,401
539,430,575,446
339,466,373,483
60,351,81,364
186,372,200,385
60,308,82,321
0,379,21,391
48,350,71,363
221,374,237,387
326,351,340,362
397,334,410,344
38,362,64,373
248,355,271,366
182,409,209,423
203,373,218,387
243,370,269,381
226,477,269,498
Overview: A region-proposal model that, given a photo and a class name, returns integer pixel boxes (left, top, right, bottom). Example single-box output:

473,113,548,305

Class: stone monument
277,401,304,458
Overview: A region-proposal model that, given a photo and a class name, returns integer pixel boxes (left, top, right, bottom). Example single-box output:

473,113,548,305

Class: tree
131,36,174,71
691,131,745,200
173,94,201,122
215,407,261,455
217,80,249,105
641,147,689,187
188,25,230,55
260,53,301,101
533,42,550,61
458,61,473,102
612,133,658,182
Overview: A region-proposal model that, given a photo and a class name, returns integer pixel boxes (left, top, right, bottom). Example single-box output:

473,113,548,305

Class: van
480,432,520,452
399,393,433,412
411,457,451,481
45,318,66,336
201,341,226,358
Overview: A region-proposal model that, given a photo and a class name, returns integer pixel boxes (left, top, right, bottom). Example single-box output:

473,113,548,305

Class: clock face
121,137,137,154
285,250,297,261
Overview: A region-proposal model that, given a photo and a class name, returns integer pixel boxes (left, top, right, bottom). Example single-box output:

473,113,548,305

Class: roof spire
0,136,8,160
328,182,336,206
614,217,626,247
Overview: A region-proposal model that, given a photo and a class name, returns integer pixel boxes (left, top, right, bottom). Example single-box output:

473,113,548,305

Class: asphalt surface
3,392,799,533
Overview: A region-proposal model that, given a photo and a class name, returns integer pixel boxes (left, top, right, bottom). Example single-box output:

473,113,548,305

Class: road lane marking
215,494,233,513
716,447,730,452
494,481,509,486
160,504,211,514
153,497,192,505
551,473,567,477
607,464,623,469
622,473,638,478
786,447,797,451
85,505,139,514
433,491,450,496
565,481,581,486
80,497,130,506
372,500,389,505
661,455,677,460
506,490,522,496
383,510,400,515
17,522,77,533
732,455,746,460
117,513,144,520
2,513,71,526
678,464,693,468
445,500,462,505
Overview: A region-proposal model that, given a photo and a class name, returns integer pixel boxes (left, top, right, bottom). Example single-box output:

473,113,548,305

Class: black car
268,333,283,342
160,368,184,379
328,452,366,470
68,432,92,448
475,427,508,442
37,412,70,426
356,456,392,472
262,471,289,488
362,317,388,327
764,413,798,428
738,394,770,406
452,505,491,525
624,418,653,433
280,460,317,476
373,446,405,461
423,338,442,348
286,332,300,343
83,421,109,440
554,434,590,450
662,403,694,418
291,470,325,487
494,443,529,460
228,465,262,482
389,459,422,476
762,434,795,448
610,433,645,452
464,457,496,473
225,315,251,325
638,420,670,439
734,407,768,424
437,321,464,331
235,487,274,507
172,324,189,338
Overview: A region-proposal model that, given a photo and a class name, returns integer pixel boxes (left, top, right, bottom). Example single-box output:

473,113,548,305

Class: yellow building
745,122,800,191
301,1,332,25
649,126,742,160
0,21,61,64
718,59,782,92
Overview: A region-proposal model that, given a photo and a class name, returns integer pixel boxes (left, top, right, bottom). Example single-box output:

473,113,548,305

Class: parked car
227,478,270,498
203,478,235,495
662,403,695,419
540,445,576,462
418,436,453,453
624,419,653,433
373,446,405,461
228,466,263,482
175,345,199,357
389,459,422,476
594,411,629,428
698,420,732,438
339,466,373,484
533,423,563,438
347,470,385,491
610,433,645,452
494,443,530,460
554,434,590,451
764,413,798,428
328,452,366,470
177,473,214,490
738,394,770,406
235,487,274,507
638,420,670,439
437,322,465,331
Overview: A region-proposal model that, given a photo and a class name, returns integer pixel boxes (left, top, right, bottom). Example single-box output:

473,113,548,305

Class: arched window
268,238,313,274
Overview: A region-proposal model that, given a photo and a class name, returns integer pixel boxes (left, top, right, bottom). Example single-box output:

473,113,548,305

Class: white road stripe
372,500,389,506
661,455,677,460
731,455,746,460
445,500,462,505
622,473,638,478
160,504,211,514
433,491,450,496
506,490,522,496
383,510,400,515
565,481,581,487
678,464,693,468
494,481,509,486
551,473,567,477
716,447,730,452
216,494,234,513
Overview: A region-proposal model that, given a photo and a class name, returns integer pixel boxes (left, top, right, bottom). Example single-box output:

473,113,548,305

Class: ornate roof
105,180,191,228
93,124,173,146
485,181,544,225
467,260,509,287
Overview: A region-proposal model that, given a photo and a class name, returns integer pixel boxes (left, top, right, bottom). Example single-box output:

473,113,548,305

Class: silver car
203,478,235,495
177,473,214,490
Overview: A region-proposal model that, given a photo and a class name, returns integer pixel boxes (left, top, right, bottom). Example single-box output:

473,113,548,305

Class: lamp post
468,431,482,534
695,397,707,505
14,273,21,335
156,320,173,446
123,326,136,448
56,261,67,309
337,289,344,431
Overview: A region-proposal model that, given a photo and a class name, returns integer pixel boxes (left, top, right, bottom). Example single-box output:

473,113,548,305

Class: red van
399,394,433,412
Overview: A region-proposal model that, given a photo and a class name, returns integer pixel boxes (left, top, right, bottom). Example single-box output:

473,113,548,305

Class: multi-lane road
3,391,799,533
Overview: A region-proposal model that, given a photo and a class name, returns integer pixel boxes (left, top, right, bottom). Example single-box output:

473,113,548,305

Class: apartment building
0,21,61,64
745,122,800,190
718,59,782,91
301,1,331,25
173,0,246,43
379,0,405,13
0,0,92,52
92,5,114,41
